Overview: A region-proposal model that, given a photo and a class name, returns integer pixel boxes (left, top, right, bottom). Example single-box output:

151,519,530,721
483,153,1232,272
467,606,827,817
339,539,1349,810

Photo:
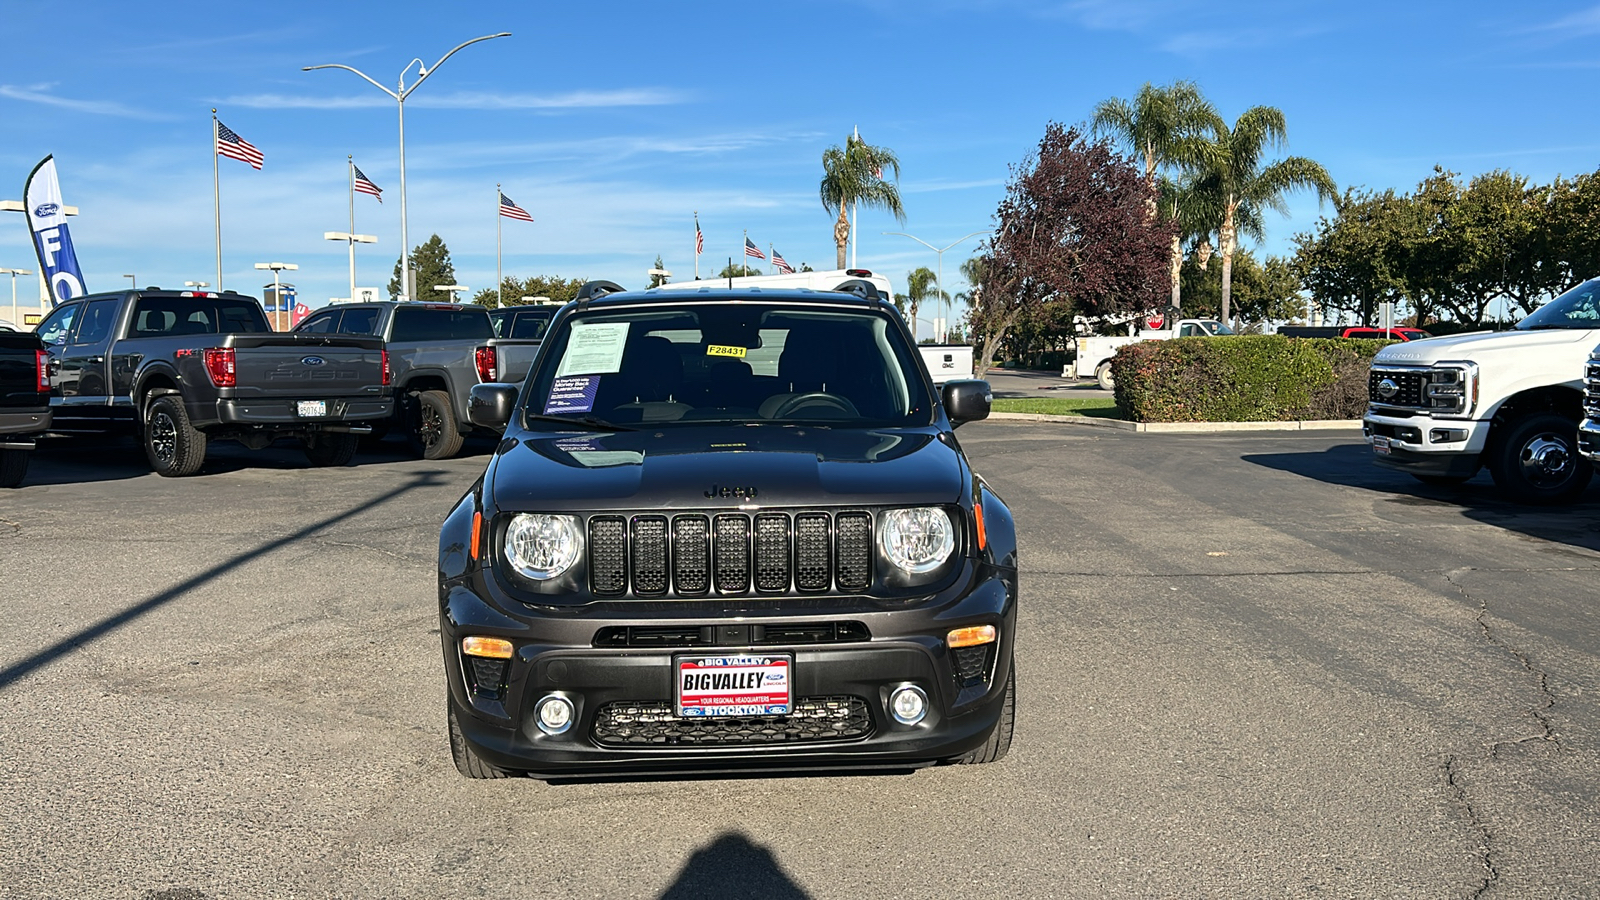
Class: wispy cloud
224,87,690,111
1159,25,1327,56
0,83,168,119
902,178,1004,193
1526,3,1600,36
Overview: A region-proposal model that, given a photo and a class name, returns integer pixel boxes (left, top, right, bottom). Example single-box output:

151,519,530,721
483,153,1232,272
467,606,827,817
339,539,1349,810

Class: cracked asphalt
2,426,1598,899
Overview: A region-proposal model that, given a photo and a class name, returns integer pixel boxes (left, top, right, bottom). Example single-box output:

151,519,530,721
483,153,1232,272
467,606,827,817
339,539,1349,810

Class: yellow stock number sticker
707,345,747,358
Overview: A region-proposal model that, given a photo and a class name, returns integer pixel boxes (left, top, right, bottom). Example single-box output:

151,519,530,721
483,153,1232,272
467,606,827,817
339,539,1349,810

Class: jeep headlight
879,507,956,574
504,514,582,580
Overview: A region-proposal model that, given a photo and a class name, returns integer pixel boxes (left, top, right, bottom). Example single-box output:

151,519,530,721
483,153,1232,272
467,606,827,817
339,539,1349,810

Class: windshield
1516,279,1600,330
522,302,934,428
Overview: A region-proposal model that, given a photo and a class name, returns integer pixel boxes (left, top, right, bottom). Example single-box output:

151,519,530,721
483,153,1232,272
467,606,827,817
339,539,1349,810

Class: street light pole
303,33,511,302
2,267,33,327
254,262,299,330
882,230,990,340
124,274,136,289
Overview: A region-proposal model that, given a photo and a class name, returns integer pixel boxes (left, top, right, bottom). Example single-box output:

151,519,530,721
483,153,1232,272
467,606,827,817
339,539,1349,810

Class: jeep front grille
587,510,873,597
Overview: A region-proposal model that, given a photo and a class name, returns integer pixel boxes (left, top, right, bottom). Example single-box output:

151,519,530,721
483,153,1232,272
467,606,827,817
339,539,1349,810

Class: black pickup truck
1,330,51,487
35,288,392,476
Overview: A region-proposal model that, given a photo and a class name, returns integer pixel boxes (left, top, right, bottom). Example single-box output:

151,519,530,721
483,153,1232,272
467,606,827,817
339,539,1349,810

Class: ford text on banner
24,156,86,304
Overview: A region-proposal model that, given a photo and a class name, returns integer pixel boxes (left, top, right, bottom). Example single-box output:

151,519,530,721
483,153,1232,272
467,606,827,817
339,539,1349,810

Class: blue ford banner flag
24,155,87,304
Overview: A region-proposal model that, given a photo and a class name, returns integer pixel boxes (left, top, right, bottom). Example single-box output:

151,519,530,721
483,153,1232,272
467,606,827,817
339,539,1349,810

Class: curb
984,412,1362,434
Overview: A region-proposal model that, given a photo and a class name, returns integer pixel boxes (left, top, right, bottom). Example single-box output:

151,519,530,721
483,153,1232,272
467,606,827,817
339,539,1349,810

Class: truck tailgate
226,333,387,400
489,338,542,384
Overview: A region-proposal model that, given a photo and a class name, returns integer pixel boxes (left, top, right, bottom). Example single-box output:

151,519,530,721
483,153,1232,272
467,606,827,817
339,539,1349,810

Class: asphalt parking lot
3,426,1598,899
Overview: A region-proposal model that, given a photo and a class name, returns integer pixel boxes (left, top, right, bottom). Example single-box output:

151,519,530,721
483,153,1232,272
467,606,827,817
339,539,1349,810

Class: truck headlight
504,514,582,580
879,507,956,574
1425,363,1477,417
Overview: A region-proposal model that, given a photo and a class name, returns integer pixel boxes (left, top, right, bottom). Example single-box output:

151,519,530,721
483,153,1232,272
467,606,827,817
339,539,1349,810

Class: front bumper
1579,418,1600,460
1362,408,1487,478
201,396,393,429
441,565,1017,777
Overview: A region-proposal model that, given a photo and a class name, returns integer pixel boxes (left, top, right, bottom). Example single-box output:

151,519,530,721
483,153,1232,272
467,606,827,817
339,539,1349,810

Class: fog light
1429,428,1468,443
889,685,928,725
535,695,574,735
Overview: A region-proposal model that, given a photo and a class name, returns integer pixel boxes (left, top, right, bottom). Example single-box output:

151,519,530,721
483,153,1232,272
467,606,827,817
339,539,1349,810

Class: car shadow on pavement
0,469,448,692
1244,441,1600,554
657,832,811,900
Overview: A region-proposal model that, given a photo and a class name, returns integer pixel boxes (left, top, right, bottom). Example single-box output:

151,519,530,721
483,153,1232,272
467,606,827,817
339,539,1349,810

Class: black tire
0,448,28,488
407,390,465,460
955,667,1015,765
1095,361,1115,392
1487,412,1593,505
303,432,359,468
1412,474,1472,487
143,394,207,477
448,702,513,779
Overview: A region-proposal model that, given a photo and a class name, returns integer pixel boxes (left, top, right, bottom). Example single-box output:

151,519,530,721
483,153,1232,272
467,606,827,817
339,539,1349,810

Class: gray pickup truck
1,329,51,487
295,301,539,459
35,289,392,476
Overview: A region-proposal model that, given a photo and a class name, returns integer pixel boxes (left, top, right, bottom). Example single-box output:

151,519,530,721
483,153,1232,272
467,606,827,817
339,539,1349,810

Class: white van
654,268,894,304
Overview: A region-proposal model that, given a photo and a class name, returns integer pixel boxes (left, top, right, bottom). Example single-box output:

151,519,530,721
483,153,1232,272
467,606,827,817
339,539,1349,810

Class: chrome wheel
1519,433,1575,488
148,410,177,465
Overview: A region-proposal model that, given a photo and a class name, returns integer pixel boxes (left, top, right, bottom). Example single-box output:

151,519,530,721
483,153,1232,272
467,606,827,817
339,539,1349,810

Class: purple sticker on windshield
545,375,600,414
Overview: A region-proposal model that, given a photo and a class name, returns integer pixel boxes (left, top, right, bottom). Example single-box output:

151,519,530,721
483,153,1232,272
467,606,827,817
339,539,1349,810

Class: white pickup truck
1071,318,1234,389
1365,276,1600,504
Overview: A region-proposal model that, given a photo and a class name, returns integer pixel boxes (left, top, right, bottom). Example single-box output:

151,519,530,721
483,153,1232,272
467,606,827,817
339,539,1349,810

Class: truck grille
591,696,873,746
588,510,873,597
1585,360,1600,418
1368,368,1427,408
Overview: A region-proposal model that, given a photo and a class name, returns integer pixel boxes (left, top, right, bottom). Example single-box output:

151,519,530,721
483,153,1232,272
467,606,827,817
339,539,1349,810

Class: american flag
772,248,794,274
744,237,765,260
695,215,704,255
353,165,382,202
499,192,534,222
216,120,263,170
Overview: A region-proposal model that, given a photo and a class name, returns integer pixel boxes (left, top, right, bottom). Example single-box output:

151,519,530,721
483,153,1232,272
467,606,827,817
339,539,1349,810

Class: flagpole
850,125,859,270
742,230,747,277
212,109,222,290
693,212,700,281
347,156,357,300
496,184,503,309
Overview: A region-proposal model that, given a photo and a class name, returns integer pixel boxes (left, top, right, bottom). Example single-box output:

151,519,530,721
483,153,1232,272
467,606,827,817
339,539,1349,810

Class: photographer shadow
658,832,811,900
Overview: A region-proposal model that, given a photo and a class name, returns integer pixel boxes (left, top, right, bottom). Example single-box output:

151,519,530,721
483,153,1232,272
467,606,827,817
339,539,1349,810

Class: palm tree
820,132,905,270
1197,107,1336,323
903,266,947,339
1092,81,1223,307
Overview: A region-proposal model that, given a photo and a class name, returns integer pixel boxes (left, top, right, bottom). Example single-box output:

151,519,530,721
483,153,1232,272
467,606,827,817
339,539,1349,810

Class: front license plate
1372,435,1391,455
675,654,792,717
297,400,328,418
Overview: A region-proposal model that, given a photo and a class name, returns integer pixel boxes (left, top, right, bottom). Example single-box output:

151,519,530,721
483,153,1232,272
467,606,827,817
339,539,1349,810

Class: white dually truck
1366,276,1600,504
1071,318,1235,389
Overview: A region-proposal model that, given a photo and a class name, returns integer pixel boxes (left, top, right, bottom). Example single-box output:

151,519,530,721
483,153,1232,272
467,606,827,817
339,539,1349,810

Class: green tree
819,132,905,270
388,234,456,302
649,255,669,288
1181,249,1304,328
798,262,815,273
903,266,947,331
470,275,586,309
1194,107,1336,324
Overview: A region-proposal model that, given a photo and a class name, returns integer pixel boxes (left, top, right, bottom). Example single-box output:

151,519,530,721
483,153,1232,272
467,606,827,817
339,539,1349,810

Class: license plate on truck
675,654,792,717
297,400,327,418
1372,435,1391,455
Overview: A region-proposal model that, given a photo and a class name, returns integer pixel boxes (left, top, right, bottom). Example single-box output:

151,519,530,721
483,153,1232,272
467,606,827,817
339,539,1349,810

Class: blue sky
3,0,1598,324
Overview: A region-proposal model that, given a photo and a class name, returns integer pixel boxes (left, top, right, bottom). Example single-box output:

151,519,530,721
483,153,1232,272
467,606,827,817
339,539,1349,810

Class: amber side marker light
973,502,987,550
947,625,997,648
462,636,514,659
470,511,482,560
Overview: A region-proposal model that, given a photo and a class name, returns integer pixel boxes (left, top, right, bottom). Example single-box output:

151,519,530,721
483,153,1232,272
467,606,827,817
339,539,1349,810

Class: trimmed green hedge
1110,336,1390,423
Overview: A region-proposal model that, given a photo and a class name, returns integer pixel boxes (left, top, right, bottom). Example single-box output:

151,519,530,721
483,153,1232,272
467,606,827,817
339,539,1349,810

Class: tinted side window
298,311,338,334
131,301,215,336
72,299,121,344
337,307,380,335
390,306,494,342
37,303,80,346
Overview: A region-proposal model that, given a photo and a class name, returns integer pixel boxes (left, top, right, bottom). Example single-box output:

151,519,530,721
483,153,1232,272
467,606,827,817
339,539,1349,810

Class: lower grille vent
592,621,871,648
951,644,994,689
592,696,872,746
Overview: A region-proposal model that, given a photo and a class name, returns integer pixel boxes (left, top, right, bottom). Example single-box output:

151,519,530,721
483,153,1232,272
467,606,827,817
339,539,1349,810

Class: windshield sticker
545,375,600,415
556,322,630,377
707,344,747,358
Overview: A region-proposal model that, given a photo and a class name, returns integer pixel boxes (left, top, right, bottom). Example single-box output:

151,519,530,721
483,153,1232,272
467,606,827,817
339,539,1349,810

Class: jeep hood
486,426,965,511
1374,328,1600,365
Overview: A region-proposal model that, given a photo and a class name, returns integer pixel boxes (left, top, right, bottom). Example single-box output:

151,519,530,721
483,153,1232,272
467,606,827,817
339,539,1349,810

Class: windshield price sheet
676,654,793,717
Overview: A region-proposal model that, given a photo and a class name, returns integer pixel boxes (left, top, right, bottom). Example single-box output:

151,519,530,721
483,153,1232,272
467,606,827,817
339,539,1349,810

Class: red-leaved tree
973,123,1172,374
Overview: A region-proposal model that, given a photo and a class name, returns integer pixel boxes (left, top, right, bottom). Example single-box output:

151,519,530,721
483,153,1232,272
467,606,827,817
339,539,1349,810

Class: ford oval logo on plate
301,356,327,367
1377,378,1398,399
34,202,59,218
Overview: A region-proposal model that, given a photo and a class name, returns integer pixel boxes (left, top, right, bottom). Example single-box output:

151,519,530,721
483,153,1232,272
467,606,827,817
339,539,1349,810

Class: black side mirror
468,383,519,431
941,379,991,427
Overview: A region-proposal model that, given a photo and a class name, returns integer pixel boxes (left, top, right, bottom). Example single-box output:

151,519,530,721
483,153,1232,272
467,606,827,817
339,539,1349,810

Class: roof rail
832,278,885,302
574,280,627,306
